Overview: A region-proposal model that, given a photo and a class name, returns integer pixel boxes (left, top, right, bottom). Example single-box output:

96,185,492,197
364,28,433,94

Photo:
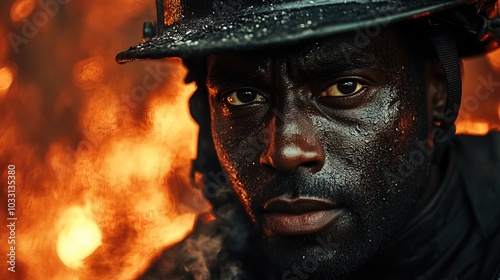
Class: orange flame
10,0,36,23
0,65,14,95
56,206,102,270
498,104,500,121
0,1,499,280
487,48,500,71
455,120,491,135
0,1,207,279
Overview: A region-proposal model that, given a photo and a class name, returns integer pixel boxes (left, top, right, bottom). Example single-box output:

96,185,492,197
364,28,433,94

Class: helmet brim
116,0,469,63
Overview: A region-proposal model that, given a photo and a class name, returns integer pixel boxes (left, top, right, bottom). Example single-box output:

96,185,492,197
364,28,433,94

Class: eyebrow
293,55,379,82
291,39,382,79
206,68,264,90
206,55,269,90
206,39,383,89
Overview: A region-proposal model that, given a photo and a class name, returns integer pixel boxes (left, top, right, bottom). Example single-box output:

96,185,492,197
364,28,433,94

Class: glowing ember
487,48,500,71
0,65,14,94
56,207,102,270
0,1,204,278
455,120,491,135
10,0,36,23
0,1,499,279
73,57,105,89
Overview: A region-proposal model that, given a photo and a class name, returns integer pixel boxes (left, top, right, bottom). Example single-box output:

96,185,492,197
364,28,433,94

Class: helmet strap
429,22,462,163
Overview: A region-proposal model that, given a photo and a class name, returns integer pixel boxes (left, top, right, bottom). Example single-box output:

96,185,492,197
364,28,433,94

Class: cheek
211,118,263,170
319,86,430,209
210,106,267,207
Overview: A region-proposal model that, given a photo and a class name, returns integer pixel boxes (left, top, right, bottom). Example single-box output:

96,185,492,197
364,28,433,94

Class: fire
10,0,36,23
73,57,105,89
455,120,491,135
0,65,14,95
487,48,500,71
56,207,102,270
0,1,499,280
455,48,500,135
0,1,206,279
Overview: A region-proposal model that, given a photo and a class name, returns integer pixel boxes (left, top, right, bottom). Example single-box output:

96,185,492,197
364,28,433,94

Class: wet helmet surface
116,0,500,63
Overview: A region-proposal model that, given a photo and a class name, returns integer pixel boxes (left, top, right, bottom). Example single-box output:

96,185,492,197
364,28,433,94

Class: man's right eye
224,89,267,106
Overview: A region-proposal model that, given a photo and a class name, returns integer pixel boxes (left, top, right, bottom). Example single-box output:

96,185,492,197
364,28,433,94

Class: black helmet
116,0,500,62
116,0,500,181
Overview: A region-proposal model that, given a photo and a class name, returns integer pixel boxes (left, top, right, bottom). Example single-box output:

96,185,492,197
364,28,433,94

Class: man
117,1,500,279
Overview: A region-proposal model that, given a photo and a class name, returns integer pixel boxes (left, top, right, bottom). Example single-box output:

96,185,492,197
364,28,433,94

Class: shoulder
453,131,500,166
451,131,500,279
451,130,500,236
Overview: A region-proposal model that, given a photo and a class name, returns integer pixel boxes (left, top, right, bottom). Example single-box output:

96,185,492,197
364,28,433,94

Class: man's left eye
224,89,267,106
320,80,365,97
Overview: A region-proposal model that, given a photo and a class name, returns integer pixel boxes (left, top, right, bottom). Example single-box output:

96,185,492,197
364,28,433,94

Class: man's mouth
263,197,344,236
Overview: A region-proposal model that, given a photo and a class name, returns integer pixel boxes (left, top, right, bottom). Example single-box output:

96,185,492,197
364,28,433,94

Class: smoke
140,192,252,280
138,177,291,279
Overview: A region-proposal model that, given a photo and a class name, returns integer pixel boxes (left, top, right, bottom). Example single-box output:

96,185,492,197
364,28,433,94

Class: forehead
207,27,406,76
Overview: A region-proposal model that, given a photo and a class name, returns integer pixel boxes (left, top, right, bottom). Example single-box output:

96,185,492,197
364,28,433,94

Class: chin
262,237,374,280
259,218,385,280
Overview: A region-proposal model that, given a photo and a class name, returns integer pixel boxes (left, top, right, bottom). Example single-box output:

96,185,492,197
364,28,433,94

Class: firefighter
118,1,500,279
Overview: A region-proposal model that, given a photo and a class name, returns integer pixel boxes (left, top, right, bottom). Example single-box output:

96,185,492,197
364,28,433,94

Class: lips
263,197,344,236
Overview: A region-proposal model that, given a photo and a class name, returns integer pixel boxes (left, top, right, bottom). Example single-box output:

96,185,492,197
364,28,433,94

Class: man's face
206,28,435,278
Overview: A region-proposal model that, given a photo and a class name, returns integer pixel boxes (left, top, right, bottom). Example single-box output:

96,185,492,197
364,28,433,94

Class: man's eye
224,89,267,106
320,80,365,97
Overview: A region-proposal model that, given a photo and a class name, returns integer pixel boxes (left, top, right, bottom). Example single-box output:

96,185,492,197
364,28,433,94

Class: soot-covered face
206,28,437,279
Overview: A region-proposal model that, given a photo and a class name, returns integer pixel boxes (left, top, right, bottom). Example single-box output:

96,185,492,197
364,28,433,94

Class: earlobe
425,61,448,125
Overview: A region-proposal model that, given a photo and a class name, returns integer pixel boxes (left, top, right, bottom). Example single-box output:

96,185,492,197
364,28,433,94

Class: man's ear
425,60,448,126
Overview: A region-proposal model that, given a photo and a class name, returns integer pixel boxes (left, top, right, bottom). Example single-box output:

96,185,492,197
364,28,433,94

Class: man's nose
260,111,325,174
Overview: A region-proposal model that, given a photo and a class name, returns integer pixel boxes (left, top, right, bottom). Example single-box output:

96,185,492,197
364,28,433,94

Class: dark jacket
357,132,500,280
140,132,500,280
